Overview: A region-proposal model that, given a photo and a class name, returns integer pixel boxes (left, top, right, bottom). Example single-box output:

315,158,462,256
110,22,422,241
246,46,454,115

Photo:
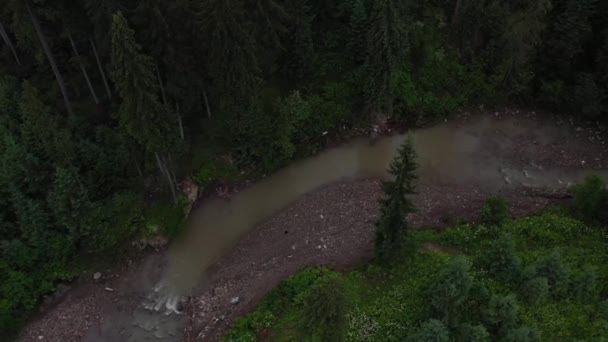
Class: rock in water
93,272,102,280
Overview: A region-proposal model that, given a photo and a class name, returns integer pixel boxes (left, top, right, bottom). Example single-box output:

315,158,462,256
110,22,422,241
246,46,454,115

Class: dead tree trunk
451,0,464,26
156,152,177,204
26,1,74,116
67,31,99,104
0,20,21,65
90,38,112,99
202,89,212,118
176,103,184,140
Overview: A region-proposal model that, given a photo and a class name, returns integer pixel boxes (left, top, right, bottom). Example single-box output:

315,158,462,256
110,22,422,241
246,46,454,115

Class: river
83,114,606,342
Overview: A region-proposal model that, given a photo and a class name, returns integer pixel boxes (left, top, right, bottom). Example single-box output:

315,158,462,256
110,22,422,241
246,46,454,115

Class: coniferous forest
1,0,608,338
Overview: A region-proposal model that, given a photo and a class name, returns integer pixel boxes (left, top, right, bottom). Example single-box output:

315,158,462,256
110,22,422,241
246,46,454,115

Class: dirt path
17,110,607,342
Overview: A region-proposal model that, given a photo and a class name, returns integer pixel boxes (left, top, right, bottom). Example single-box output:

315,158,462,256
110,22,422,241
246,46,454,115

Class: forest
1,0,608,338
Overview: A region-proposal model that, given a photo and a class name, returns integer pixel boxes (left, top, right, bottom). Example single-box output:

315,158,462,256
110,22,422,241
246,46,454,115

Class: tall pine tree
365,0,411,116
110,11,173,152
374,136,417,264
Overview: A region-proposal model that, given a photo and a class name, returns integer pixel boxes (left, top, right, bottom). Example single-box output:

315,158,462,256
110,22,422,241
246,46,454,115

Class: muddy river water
85,116,607,341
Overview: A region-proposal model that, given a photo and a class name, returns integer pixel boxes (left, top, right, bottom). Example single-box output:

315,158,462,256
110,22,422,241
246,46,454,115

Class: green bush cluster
225,203,608,341
480,197,510,226
573,175,608,224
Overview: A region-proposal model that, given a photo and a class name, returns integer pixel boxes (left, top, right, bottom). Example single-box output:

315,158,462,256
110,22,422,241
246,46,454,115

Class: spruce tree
374,137,417,264
365,0,411,115
349,0,368,64
110,11,173,152
285,0,314,87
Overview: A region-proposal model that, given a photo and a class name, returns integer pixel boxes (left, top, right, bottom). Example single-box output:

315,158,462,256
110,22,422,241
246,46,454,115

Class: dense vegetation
1,0,608,338
223,178,608,341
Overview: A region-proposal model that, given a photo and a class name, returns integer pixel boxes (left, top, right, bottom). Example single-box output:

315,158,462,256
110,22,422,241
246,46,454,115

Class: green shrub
88,191,144,252
458,323,490,342
480,197,510,226
192,159,217,188
408,319,449,342
571,268,598,302
573,175,608,224
301,274,347,341
482,234,521,281
532,251,571,299
503,326,539,342
143,198,186,240
484,294,519,335
519,277,549,305
429,257,473,326
274,267,334,306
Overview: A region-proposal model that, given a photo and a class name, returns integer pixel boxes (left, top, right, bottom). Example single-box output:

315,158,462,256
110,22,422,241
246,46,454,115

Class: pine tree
349,0,368,64
285,0,314,87
365,0,411,115
374,136,417,264
197,0,261,114
110,11,173,152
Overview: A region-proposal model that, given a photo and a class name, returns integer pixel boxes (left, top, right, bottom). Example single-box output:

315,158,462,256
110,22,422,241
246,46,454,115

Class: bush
409,319,449,342
571,268,598,302
480,197,510,226
519,277,549,305
482,234,521,281
458,323,490,342
301,274,347,341
429,257,473,326
532,252,571,299
573,175,608,224
192,159,217,188
143,198,186,240
273,267,334,306
502,326,539,342
484,294,519,335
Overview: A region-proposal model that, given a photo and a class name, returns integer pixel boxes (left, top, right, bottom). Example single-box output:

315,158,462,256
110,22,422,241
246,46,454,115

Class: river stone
93,272,102,280
230,297,240,305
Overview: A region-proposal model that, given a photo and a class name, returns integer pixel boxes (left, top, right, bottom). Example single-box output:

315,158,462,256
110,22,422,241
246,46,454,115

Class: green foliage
143,198,186,240
502,326,539,342
482,234,521,282
484,294,519,335
274,267,335,306
480,197,510,226
375,138,417,264
571,268,598,302
226,211,607,342
573,175,608,224
409,319,449,342
519,277,549,306
458,323,490,342
301,275,348,341
531,251,571,299
365,0,411,115
110,11,174,152
429,257,473,327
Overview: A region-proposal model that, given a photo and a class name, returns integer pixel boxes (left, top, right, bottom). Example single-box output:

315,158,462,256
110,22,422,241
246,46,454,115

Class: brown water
85,116,607,341
164,116,607,304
